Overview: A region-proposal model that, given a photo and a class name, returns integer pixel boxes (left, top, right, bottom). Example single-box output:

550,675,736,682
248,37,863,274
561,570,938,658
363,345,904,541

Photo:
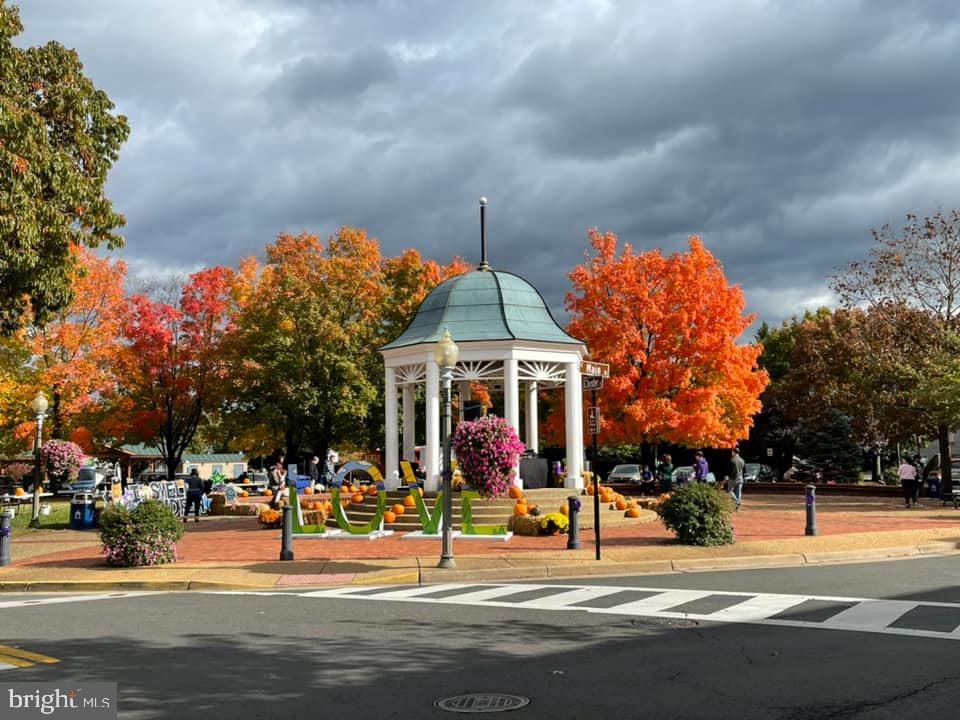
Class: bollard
566,496,582,550
0,510,12,567
805,484,817,536
279,504,295,561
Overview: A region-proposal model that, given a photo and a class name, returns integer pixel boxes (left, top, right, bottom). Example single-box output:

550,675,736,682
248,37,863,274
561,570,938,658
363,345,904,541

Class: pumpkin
392,503,406,516
365,485,378,496
14,487,25,497
383,510,397,523
243,478,251,484
304,487,314,495
341,498,351,507
514,502,529,516
240,490,249,497
351,493,365,504
615,498,628,511
325,501,334,514
403,494,416,508
263,489,273,497
586,483,595,496
508,486,523,500
625,507,641,518
559,504,569,516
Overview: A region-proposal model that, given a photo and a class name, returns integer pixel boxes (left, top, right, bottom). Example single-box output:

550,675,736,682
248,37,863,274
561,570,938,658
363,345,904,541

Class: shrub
656,482,734,546
99,500,184,567
451,415,525,499
539,512,569,535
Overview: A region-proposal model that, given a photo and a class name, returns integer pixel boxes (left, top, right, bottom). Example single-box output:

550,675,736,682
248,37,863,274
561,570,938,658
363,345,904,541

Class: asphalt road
2,556,960,719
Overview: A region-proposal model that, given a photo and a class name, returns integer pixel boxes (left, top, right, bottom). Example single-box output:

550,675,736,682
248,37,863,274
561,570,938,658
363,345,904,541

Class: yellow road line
0,654,34,667
0,645,59,665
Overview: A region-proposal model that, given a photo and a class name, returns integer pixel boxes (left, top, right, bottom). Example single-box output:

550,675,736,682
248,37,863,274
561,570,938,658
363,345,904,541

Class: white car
673,465,716,484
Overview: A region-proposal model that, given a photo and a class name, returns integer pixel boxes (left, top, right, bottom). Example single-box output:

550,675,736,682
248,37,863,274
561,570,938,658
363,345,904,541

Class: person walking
729,448,745,510
898,457,918,508
657,454,674,494
184,468,204,523
694,452,710,483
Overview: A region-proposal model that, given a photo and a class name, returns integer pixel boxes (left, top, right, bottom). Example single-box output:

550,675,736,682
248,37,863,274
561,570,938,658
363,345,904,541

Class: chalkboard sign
148,480,187,517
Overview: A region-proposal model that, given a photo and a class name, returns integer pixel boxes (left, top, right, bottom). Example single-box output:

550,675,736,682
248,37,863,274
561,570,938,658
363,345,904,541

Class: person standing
184,468,204,523
729,448,745,510
694,452,710,483
898,457,918,508
308,455,320,489
657,454,674,494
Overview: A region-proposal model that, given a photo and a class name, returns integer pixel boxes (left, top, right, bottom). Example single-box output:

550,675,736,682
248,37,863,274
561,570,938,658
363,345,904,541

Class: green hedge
656,483,734,546
99,500,184,567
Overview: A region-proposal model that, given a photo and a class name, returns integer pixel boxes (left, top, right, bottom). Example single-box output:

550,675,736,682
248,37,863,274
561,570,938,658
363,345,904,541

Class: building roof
380,269,584,350
114,444,243,463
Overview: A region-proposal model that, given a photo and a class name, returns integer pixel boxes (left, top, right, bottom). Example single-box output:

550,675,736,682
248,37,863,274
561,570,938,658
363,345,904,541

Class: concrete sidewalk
2,494,958,592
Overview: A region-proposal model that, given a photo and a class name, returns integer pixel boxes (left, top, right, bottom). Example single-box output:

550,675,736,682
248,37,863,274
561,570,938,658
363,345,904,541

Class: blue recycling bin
69,495,97,530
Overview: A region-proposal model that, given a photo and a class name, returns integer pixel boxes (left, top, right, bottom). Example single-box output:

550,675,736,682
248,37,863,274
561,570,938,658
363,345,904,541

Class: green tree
834,209,960,491
795,410,863,483
0,1,129,332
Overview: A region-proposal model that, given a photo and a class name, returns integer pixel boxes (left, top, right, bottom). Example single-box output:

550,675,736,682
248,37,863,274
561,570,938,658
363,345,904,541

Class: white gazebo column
503,357,522,488
402,385,415,461
525,381,539,454
564,361,584,488
458,381,472,422
425,359,441,493
384,367,399,489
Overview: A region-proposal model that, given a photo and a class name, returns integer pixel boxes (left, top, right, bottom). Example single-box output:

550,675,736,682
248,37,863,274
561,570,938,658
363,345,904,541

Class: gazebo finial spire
478,196,490,271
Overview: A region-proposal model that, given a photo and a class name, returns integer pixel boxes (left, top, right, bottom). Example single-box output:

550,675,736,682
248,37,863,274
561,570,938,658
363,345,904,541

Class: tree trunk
871,447,882,483
938,423,951,497
51,390,63,440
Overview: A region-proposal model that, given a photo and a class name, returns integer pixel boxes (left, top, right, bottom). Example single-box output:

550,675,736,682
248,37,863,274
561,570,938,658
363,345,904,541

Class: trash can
69,494,97,530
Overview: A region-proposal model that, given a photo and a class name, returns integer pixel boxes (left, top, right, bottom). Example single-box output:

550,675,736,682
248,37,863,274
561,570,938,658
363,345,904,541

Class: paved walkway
1,494,958,590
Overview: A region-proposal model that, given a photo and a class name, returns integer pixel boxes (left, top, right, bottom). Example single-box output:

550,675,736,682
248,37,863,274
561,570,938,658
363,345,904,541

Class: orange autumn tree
15,246,126,448
562,230,768,448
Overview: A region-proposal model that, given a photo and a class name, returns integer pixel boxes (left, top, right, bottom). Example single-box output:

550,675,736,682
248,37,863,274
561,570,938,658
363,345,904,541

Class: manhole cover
435,693,530,713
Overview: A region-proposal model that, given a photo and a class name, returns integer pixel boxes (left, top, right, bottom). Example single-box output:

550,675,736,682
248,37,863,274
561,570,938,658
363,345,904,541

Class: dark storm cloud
16,0,960,331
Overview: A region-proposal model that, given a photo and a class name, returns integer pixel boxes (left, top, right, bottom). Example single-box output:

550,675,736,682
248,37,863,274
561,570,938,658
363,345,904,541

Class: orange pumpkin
351,493,365,504
392,503,406,516
325,501,334,514
586,483,595,496
383,510,397,523
14,487,25,497
508,486,523,500
304,487,314,495
559,504,569,516
365,485,378,496
514,502,529,516
403,494,416,508
240,490,249,497
625,507,641,518
263,488,273,497
615,498,628,511
341,498,351,507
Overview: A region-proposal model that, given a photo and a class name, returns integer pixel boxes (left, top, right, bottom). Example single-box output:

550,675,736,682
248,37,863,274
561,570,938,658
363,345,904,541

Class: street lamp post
434,329,459,569
29,391,49,528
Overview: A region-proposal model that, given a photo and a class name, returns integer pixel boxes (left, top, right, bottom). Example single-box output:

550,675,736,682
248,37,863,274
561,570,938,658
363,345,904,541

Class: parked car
136,471,169,485
673,465,716,484
607,464,658,494
57,466,109,496
743,463,775,483
607,464,642,484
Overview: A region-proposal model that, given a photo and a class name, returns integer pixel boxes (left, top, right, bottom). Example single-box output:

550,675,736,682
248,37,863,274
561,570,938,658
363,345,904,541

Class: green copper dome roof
380,270,583,350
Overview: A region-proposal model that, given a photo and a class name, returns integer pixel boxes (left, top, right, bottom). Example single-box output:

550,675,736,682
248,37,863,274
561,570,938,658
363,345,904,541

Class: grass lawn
8,499,72,534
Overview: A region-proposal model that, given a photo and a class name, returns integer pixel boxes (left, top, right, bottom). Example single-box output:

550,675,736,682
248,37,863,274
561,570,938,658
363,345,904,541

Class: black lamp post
434,328,459,569
29,391,49,528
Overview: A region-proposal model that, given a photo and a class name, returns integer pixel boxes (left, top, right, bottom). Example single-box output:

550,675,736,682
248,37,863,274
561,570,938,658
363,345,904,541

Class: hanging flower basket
451,415,525,500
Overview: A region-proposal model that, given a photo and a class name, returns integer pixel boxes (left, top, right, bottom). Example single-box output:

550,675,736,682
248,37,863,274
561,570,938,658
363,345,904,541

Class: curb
2,543,958,593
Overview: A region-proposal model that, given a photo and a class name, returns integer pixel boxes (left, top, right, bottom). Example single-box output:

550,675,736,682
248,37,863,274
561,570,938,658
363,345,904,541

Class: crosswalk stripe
268,583,960,641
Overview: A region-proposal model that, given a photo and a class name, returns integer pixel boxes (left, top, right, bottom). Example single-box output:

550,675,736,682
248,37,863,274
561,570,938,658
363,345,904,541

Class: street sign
766,447,774,457
581,361,610,378
582,375,604,391
588,407,601,435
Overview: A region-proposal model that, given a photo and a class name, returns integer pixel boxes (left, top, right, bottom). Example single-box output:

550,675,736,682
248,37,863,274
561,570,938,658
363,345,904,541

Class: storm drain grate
435,694,530,713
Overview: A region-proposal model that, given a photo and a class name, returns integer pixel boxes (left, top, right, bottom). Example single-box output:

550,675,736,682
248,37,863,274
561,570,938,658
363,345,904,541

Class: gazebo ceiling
380,269,584,351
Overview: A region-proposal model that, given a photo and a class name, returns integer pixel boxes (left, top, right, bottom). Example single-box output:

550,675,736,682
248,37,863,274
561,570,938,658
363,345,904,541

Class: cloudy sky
16,0,960,331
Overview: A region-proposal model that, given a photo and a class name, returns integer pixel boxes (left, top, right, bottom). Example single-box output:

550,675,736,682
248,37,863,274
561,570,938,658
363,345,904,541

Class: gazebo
379,216,588,493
